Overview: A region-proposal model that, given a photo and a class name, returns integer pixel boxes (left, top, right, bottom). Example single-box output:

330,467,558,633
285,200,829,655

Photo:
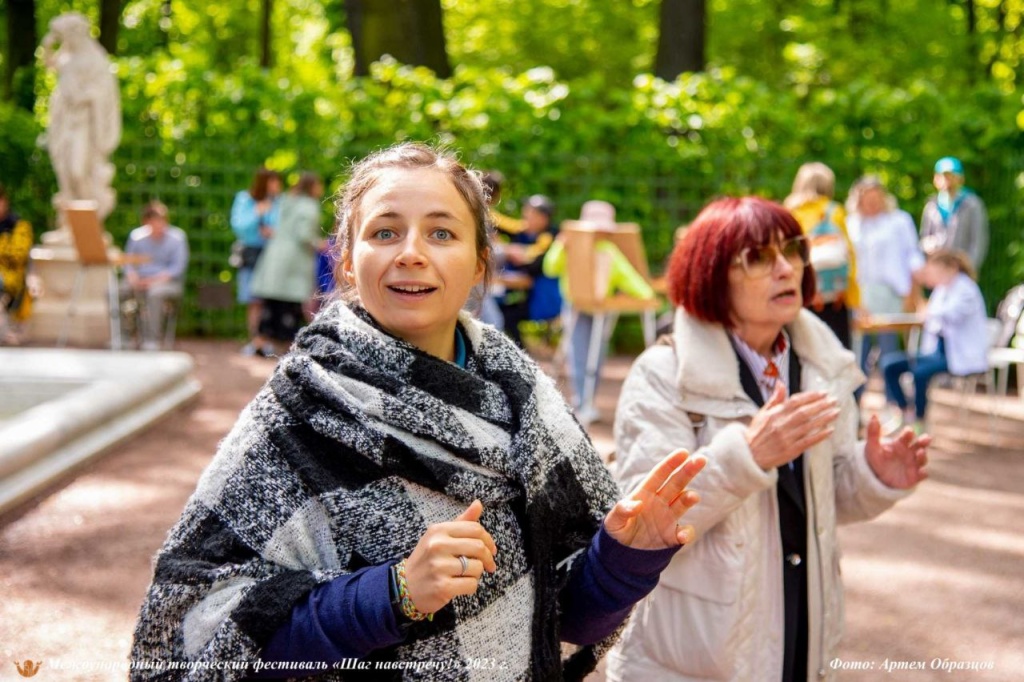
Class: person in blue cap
919,156,988,271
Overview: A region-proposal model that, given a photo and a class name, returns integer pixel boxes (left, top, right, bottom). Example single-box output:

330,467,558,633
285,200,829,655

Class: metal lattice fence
98,141,1023,339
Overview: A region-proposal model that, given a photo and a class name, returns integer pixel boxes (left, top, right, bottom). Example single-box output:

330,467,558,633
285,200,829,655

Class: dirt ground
1,339,1022,680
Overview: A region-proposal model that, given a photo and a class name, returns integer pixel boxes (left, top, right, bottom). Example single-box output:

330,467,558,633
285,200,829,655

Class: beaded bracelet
395,558,433,622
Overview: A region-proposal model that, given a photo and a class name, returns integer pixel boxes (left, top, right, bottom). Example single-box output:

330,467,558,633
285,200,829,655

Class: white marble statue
40,13,122,223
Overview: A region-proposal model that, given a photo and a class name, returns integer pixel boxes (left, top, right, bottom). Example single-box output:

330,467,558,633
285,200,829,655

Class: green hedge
3,58,1022,338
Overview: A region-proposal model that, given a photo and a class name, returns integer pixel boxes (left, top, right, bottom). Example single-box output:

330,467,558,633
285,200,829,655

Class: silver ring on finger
458,555,469,577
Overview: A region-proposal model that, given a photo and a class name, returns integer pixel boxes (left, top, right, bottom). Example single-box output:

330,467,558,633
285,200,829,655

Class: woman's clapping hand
864,415,929,489
746,383,839,471
604,449,705,549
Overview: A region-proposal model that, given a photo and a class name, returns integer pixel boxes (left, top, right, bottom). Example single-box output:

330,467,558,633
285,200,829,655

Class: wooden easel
557,221,659,417
560,222,653,306
58,201,124,349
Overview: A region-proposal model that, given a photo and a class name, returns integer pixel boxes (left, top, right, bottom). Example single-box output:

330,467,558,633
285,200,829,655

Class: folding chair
987,286,1024,397
122,290,182,350
949,318,1002,427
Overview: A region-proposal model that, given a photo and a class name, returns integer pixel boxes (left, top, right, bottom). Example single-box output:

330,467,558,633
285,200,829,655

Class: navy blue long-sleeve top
257,525,677,675
255,329,677,674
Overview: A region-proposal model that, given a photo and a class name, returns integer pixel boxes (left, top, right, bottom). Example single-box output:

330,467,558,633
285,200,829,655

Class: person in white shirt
846,175,924,376
880,249,988,432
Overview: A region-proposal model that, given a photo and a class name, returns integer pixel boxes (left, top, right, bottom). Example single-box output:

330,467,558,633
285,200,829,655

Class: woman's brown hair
928,248,976,281
249,167,282,202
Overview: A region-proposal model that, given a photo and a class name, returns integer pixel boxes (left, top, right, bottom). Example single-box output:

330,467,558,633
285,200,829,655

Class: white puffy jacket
605,308,909,682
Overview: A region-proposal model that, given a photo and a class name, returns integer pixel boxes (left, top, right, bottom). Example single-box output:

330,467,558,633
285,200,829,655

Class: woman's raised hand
403,500,498,615
746,383,839,471
863,414,929,489
604,449,705,549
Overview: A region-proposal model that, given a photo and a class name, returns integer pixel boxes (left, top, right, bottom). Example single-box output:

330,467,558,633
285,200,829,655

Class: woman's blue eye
432,228,452,241
375,228,396,240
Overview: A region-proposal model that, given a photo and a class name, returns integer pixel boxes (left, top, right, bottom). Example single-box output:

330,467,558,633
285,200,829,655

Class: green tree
442,0,658,85
5,0,1022,338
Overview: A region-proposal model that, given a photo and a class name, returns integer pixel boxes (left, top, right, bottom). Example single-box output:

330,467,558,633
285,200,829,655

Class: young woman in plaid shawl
131,143,705,681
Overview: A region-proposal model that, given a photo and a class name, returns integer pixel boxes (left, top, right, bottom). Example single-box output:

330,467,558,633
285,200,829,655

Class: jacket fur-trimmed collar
670,307,863,408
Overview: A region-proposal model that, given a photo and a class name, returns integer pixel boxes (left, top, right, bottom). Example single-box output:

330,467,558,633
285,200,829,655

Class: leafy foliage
2,0,1023,336
0,103,54,228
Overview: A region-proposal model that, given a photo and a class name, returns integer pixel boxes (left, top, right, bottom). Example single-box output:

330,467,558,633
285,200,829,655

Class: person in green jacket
250,171,326,355
543,200,654,424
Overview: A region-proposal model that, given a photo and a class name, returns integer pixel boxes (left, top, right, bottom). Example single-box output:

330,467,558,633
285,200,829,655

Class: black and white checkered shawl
131,301,622,681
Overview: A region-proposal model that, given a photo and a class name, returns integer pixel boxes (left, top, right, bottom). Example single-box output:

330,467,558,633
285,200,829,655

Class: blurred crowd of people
230,168,328,357
453,154,992,435
782,157,990,433
0,154,998,438
2,149,999,443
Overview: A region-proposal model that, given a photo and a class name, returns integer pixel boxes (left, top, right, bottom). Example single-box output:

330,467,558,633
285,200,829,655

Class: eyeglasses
731,236,810,278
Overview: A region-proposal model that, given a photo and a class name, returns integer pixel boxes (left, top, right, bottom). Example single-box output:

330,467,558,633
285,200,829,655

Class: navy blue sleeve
559,525,680,645
253,562,408,677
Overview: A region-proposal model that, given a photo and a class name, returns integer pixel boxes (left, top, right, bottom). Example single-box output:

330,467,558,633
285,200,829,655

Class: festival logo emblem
15,660,43,677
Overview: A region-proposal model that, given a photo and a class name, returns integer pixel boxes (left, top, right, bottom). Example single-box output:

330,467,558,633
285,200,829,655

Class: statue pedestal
26,230,117,347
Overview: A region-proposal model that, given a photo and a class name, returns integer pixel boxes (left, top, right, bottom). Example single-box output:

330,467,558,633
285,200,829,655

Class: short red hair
667,196,816,325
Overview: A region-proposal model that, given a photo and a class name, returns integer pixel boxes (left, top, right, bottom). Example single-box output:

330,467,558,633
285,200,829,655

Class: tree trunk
344,0,451,78
5,0,38,109
965,0,977,83
986,1,1007,78
159,0,172,48
99,0,122,56
655,0,706,80
260,0,272,68
1015,10,1024,86
846,0,870,40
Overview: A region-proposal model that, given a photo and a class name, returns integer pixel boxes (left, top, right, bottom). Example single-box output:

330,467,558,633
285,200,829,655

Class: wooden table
855,312,926,354
854,312,926,334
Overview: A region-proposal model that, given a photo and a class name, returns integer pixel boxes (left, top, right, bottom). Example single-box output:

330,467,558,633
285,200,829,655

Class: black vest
734,347,808,682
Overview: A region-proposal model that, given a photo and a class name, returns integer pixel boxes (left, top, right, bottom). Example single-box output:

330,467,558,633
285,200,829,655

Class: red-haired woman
606,196,929,682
